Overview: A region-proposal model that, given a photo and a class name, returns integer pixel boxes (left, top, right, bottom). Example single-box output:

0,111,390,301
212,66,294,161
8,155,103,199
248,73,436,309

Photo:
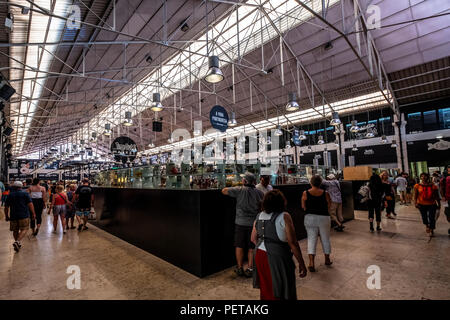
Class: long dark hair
420,172,431,184
369,173,382,190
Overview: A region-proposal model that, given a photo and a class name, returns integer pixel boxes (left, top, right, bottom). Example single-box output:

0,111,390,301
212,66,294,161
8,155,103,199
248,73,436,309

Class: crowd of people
1,178,94,252
222,166,450,300
1,165,449,300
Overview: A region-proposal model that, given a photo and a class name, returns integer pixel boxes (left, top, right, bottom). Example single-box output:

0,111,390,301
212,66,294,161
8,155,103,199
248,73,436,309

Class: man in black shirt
73,178,94,231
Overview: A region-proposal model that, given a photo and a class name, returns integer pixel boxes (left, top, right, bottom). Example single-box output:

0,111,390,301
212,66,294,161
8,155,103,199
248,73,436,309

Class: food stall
91,162,353,277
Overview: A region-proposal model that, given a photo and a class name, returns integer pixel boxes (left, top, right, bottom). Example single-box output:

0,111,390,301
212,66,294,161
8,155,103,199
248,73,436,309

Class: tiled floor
0,203,449,300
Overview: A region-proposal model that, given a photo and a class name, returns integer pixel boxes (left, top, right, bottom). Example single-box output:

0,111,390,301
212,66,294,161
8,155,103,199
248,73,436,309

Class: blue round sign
292,129,301,146
209,105,229,132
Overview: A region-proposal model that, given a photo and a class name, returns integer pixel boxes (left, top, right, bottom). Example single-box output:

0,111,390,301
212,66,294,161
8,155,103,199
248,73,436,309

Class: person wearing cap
321,174,344,232
256,175,273,195
222,172,264,278
4,181,36,252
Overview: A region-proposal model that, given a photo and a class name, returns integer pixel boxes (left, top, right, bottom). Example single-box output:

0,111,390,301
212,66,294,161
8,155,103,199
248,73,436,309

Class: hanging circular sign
209,105,229,132
111,136,138,163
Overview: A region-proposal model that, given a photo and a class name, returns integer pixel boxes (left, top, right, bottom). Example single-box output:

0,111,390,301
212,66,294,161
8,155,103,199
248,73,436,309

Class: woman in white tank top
28,178,47,236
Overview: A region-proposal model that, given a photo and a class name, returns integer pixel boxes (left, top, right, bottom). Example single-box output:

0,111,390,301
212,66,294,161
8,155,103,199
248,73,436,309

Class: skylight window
75,0,339,144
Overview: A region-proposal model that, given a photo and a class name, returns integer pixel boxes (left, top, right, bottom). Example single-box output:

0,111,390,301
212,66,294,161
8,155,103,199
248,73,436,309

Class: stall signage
18,160,34,174
111,136,138,163
209,105,229,132
37,173,59,180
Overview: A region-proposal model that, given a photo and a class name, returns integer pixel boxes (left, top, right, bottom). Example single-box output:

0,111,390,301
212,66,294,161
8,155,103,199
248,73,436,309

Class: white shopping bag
89,207,96,220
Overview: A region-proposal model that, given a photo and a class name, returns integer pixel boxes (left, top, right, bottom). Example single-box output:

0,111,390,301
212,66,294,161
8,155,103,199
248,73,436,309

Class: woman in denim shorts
49,185,68,234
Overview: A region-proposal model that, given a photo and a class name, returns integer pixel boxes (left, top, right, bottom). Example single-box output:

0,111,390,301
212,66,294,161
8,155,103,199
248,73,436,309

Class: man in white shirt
394,173,408,205
256,176,273,194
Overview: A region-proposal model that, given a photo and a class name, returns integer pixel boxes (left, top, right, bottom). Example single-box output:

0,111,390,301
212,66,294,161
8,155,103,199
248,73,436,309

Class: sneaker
234,267,244,277
34,228,39,236
77,224,83,231
376,226,382,232
13,242,20,252
52,230,57,234
244,268,253,278
370,226,374,232
83,225,88,230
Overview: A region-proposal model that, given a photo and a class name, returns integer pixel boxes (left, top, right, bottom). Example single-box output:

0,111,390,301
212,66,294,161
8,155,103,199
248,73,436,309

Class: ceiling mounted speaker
3,127,13,136
152,121,162,132
0,82,15,101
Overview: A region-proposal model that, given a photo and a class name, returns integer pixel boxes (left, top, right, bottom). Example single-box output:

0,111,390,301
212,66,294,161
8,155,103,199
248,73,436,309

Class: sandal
325,261,333,266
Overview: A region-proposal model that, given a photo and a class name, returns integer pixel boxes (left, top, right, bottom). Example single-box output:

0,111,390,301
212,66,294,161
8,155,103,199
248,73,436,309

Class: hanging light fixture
151,93,164,112
330,111,341,126
300,150,304,156
148,141,155,148
167,135,174,143
103,123,111,136
285,140,291,149
228,111,237,127
317,135,325,144
285,92,299,112
352,144,358,151
307,145,312,151
381,135,387,143
274,125,283,136
334,140,339,147
204,56,224,83
350,120,360,133
436,134,443,139
266,135,272,145
123,111,133,126
365,128,375,138
391,139,397,148
299,129,307,140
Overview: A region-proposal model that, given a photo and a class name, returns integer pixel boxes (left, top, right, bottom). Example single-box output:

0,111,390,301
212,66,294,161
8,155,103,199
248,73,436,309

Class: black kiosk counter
91,182,353,277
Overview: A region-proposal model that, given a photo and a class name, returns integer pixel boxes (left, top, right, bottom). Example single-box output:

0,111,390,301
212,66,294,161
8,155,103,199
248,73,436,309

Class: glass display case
93,162,337,190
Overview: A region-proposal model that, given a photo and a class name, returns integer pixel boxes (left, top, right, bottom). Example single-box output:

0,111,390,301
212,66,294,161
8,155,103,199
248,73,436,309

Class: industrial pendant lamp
307,145,312,151
299,130,307,140
228,111,237,127
381,135,387,143
285,92,299,112
151,93,164,112
391,139,397,148
330,111,341,126
317,135,325,144
123,111,133,126
285,140,291,149
274,125,283,136
350,120,360,133
204,56,224,84
148,141,155,148
365,129,375,138
352,144,358,151
103,123,111,136
334,140,339,147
